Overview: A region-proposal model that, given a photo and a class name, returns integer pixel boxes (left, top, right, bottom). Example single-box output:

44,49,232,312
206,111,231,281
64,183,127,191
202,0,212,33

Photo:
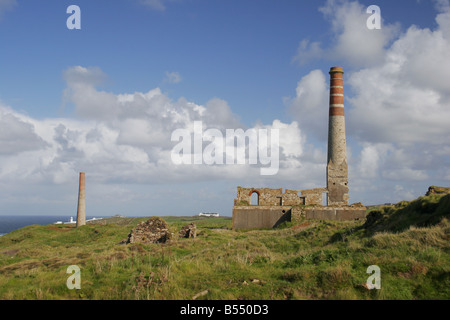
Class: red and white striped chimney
327,67,349,206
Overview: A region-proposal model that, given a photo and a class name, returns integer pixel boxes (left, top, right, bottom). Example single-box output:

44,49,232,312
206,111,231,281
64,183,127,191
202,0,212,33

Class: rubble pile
126,217,172,244
179,223,197,238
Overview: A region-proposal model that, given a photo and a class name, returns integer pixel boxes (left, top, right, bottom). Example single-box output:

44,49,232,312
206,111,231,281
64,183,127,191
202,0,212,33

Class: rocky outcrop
125,217,172,244
426,186,450,197
179,223,197,238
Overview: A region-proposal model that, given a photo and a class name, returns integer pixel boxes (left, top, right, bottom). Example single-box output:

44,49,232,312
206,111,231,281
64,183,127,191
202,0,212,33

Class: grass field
0,193,449,300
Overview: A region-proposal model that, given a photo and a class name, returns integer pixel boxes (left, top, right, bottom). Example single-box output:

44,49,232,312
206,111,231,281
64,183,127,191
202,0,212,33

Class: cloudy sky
0,0,449,216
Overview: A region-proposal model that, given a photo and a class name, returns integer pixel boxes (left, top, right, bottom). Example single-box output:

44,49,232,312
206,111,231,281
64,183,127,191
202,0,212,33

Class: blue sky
0,0,449,216
1,0,324,123
1,0,437,121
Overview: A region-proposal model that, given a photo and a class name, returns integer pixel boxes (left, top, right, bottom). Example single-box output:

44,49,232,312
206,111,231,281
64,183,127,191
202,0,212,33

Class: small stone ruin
125,217,172,244
179,223,197,238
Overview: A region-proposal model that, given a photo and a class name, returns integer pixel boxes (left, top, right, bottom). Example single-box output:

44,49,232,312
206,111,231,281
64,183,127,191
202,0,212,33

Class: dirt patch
76,252,91,259
0,260,42,273
42,258,75,270
107,252,128,260
0,257,80,274
2,249,19,256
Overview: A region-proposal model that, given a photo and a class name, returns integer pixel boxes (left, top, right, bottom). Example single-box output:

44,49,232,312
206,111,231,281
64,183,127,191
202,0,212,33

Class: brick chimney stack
327,67,349,206
76,172,86,227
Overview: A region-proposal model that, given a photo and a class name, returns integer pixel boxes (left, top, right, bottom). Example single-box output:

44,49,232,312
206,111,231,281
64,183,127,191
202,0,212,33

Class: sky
0,0,449,217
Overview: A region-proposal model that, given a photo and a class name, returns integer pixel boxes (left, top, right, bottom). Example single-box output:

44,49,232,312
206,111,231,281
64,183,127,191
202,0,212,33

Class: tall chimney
327,67,349,206
76,172,86,227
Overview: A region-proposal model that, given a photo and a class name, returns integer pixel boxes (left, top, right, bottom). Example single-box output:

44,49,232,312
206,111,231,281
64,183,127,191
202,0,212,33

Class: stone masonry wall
301,188,327,206
234,186,325,207
232,205,366,229
283,189,303,206
327,160,349,206
232,206,292,230
305,207,366,221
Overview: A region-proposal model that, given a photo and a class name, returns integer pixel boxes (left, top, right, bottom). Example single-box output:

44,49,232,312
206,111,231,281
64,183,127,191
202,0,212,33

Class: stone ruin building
121,218,198,244
232,67,366,230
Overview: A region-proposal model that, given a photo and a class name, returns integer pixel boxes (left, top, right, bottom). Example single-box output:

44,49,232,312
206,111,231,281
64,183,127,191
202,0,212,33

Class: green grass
1,192,449,300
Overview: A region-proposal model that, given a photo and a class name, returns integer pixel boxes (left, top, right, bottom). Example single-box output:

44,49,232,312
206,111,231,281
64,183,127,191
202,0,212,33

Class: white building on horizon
54,216,103,225
198,212,220,217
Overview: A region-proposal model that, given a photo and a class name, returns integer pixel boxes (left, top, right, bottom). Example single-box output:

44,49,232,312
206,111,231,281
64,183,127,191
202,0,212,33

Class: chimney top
329,67,344,74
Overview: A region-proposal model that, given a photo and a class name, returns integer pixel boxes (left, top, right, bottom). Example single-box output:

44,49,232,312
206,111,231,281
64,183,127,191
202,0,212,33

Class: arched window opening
251,192,259,206
248,189,261,206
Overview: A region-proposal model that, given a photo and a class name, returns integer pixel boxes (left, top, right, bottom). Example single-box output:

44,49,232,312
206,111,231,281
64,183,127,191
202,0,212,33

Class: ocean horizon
0,215,110,236
0,214,231,237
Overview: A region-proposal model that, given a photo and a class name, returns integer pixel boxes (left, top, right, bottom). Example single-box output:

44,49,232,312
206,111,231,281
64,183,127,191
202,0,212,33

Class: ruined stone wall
283,189,304,206
235,187,284,206
234,187,252,205
291,206,305,224
300,188,327,206
234,187,320,207
234,183,355,222
258,188,283,206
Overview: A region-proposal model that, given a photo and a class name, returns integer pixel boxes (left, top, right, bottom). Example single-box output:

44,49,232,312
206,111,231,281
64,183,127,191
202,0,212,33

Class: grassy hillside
0,192,449,300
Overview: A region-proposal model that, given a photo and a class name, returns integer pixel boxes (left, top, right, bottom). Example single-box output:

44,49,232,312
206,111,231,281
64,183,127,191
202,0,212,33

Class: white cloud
319,0,400,67
165,71,182,84
292,40,324,66
347,11,450,145
0,104,48,155
62,66,118,120
356,143,393,179
286,69,329,141
271,120,304,159
383,168,429,181
293,0,400,68
63,66,107,87
0,63,337,215
1,66,316,190
203,98,242,130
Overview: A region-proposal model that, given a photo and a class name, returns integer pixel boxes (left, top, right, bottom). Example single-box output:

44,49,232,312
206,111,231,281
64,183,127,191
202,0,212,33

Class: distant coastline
0,214,229,237
0,215,109,236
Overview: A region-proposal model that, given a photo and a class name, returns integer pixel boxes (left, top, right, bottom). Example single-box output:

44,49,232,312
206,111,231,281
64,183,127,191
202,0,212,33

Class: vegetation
0,193,449,300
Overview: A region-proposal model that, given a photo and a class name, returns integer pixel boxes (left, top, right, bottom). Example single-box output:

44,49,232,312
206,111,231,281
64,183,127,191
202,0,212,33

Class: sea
0,215,109,237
